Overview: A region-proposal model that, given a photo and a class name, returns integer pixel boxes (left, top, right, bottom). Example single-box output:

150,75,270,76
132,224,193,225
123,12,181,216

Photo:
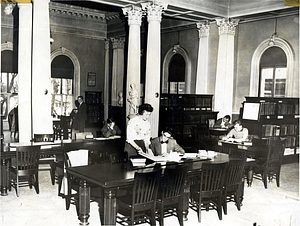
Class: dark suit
149,137,185,156
77,102,87,132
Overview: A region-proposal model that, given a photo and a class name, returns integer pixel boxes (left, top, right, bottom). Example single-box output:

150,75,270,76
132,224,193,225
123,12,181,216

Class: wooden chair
249,139,285,189
109,152,128,164
116,169,162,226
156,165,188,226
9,146,41,197
189,162,227,222
33,134,56,185
222,159,246,215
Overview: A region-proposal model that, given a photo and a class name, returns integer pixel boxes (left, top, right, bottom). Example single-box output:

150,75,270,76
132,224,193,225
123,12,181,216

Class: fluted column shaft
31,0,52,134
195,22,210,94
123,6,143,119
143,3,164,137
214,18,239,118
111,38,125,107
18,3,33,142
104,40,110,120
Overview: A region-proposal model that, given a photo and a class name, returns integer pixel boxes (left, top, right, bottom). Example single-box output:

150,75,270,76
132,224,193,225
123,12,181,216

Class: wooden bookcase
241,97,299,159
159,94,218,151
85,91,103,127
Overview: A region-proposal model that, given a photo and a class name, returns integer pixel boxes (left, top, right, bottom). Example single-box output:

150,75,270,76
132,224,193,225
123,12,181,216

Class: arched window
168,54,186,94
259,47,287,97
51,55,74,118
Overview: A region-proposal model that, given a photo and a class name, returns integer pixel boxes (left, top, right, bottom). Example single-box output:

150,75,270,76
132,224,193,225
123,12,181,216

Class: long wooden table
66,152,230,226
0,136,124,196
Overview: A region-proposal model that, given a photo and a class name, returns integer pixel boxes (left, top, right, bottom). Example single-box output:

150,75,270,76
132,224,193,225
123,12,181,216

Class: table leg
103,189,116,225
78,180,90,225
182,179,190,221
1,158,9,196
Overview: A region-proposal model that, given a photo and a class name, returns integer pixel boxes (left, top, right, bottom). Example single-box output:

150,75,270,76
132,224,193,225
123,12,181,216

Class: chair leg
16,175,19,197
223,192,228,215
197,194,202,222
50,162,56,185
159,205,164,226
217,195,222,220
34,172,39,194
177,202,184,226
276,170,280,187
150,207,156,226
262,171,268,189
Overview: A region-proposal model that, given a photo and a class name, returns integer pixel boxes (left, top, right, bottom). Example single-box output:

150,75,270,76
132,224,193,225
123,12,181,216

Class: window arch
162,45,191,94
250,37,295,97
50,47,80,117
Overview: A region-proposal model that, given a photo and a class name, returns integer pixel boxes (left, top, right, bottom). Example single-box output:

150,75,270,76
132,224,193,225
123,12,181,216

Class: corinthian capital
111,37,125,49
216,18,239,36
122,5,144,26
196,21,210,38
105,39,110,50
141,2,166,22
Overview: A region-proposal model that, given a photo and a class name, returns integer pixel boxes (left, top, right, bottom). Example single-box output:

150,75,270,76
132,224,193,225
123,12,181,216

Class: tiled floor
0,162,299,226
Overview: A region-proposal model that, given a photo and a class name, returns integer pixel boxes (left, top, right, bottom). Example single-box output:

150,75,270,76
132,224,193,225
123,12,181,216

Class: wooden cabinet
241,97,299,159
85,91,103,127
159,94,218,151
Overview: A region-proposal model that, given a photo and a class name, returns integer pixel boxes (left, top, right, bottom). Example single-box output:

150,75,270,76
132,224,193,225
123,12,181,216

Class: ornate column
214,18,239,119
104,39,110,120
142,2,165,137
111,38,125,107
18,3,33,142
122,6,143,119
195,21,210,94
31,0,53,135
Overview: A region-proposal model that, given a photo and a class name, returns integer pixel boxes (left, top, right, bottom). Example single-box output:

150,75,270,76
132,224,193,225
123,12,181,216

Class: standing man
77,96,87,132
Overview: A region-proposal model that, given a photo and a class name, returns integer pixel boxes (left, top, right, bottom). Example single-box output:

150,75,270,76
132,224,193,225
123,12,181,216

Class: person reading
214,115,232,129
222,120,249,143
100,118,122,138
149,129,185,156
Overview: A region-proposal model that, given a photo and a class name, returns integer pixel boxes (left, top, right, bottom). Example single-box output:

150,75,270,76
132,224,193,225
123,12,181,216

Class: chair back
16,146,40,174
161,165,188,200
266,139,285,170
132,169,162,207
200,162,227,194
110,152,128,164
34,134,54,142
224,159,246,189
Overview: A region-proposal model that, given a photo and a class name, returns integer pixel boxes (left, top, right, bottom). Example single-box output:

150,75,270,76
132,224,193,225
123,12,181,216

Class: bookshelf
159,94,218,151
85,91,103,127
241,97,299,159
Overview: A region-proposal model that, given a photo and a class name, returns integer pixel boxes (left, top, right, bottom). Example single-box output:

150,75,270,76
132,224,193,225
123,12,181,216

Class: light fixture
50,29,54,44
172,30,180,53
268,18,277,46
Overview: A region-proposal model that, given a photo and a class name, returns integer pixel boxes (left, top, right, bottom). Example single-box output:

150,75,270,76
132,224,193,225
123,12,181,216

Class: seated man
222,119,249,142
149,129,185,156
100,118,122,138
214,115,232,129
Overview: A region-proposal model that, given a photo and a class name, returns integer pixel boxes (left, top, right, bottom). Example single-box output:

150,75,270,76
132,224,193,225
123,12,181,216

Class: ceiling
54,0,299,23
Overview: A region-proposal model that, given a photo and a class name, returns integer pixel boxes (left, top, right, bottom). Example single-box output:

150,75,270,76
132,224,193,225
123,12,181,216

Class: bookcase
85,91,103,127
159,94,218,151
241,97,299,158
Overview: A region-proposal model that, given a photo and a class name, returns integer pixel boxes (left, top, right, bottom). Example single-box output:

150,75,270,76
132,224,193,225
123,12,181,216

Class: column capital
122,5,144,26
141,2,166,22
196,21,210,38
111,37,125,49
216,18,239,36
105,39,110,50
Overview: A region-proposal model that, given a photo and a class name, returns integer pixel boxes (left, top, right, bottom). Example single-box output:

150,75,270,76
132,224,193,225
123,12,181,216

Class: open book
138,152,182,163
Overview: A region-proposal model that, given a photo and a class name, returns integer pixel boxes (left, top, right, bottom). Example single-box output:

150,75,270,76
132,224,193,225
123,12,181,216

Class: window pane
9,73,18,94
52,95,62,116
52,79,61,95
62,79,72,95
178,82,185,94
62,95,73,116
1,73,8,93
274,68,286,97
260,68,273,97
169,82,177,94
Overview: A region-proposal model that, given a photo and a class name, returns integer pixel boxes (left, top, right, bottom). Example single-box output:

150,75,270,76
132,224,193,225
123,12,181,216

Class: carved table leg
78,180,90,225
103,189,116,225
1,158,9,196
182,179,190,221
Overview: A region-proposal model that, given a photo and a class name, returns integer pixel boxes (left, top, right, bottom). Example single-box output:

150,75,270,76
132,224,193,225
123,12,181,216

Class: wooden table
0,136,123,196
66,153,230,226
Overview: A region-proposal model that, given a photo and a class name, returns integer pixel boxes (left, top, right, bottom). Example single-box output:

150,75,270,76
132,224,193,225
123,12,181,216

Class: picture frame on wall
87,72,96,87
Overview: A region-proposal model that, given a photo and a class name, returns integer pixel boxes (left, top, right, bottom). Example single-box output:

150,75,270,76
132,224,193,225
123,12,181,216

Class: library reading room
0,0,299,226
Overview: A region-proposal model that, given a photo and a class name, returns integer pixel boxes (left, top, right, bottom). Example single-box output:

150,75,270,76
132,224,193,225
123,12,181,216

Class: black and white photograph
0,0,299,225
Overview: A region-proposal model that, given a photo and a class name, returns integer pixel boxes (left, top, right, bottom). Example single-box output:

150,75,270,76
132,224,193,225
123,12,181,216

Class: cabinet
241,97,299,158
159,94,218,151
85,91,103,127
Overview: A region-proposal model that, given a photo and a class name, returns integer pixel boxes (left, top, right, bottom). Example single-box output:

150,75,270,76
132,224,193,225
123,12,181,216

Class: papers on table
138,152,182,163
93,135,121,140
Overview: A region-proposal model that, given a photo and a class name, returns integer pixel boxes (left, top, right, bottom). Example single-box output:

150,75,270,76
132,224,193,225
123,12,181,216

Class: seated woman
222,119,249,142
100,118,122,138
214,115,232,129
